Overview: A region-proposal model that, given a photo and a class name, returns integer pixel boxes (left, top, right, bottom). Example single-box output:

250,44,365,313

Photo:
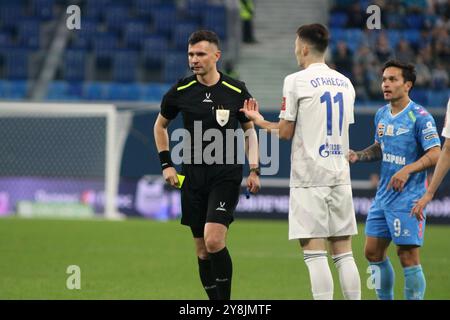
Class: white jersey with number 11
279,62,356,188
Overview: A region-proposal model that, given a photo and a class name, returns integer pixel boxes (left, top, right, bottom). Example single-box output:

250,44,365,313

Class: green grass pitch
1,217,449,299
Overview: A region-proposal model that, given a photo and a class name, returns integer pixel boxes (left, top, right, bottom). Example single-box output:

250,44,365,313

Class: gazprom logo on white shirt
319,143,343,158
383,153,406,165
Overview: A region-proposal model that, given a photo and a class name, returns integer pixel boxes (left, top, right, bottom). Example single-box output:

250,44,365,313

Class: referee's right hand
163,167,179,188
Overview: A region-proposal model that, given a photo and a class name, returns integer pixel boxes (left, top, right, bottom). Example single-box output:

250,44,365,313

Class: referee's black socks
209,247,233,300
197,257,219,300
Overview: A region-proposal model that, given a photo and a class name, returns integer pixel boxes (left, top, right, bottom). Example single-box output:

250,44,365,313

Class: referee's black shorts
180,164,243,235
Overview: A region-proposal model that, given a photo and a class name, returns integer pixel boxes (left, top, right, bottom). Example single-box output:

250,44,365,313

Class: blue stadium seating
0,4,26,31
82,82,109,100
406,14,424,29
4,49,28,79
329,12,348,28
0,80,28,99
108,83,140,101
203,5,227,40
18,19,40,49
105,5,131,33
401,29,421,47
46,81,68,100
151,4,178,37
163,51,189,83
63,50,86,81
124,20,150,49
173,21,200,49
185,0,208,22
112,51,138,82
142,35,169,68
31,0,55,20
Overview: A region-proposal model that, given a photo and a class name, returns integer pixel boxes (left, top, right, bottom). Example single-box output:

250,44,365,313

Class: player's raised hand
239,98,264,122
348,149,359,163
411,193,431,221
387,167,410,192
163,167,179,188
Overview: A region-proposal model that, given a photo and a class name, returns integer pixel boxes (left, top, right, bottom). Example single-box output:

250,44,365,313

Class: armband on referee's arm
158,150,174,171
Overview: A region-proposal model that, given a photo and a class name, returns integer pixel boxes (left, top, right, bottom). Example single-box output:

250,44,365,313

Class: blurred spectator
414,55,432,88
240,0,257,44
431,62,449,90
333,41,353,78
346,3,365,28
352,64,370,103
402,0,428,13
329,0,449,107
366,61,384,100
354,45,377,67
375,34,394,62
395,39,416,62
223,60,239,79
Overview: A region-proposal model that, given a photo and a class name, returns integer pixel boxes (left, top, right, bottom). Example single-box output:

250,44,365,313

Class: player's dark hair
188,30,220,48
296,24,329,53
382,60,416,87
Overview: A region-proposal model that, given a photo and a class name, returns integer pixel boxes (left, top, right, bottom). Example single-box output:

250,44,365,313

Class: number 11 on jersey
320,91,344,136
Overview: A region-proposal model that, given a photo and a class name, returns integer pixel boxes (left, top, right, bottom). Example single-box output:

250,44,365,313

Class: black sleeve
160,86,179,120
237,82,253,123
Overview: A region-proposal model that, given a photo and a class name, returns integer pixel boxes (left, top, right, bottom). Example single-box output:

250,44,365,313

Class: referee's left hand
247,173,261,194
163,167,180,188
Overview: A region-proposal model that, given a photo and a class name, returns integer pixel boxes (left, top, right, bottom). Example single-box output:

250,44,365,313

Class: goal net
0,102,132,219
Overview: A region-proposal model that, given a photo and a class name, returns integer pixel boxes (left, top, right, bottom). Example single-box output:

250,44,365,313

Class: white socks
303,250,361,300
303,250,334,300
332,252,361,300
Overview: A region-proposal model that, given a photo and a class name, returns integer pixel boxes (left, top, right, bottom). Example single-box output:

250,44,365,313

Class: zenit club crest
377,123,385,137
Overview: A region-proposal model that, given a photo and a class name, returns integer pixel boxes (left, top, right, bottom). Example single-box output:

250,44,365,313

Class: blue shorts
365,205,426,246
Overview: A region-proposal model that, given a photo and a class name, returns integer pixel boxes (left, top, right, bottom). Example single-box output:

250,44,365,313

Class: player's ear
303,44,309,57
215,50,221,62
405,80,413,92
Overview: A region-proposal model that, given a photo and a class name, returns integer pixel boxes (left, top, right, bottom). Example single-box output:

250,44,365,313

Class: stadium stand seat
163,51,189,83
142,35,169,69
4,49,29,80
112,50,138,82
63,50,86,82
203,4,227,40
173,21,200,49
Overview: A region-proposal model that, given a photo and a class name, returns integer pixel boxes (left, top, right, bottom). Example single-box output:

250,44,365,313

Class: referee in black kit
153,30,261,300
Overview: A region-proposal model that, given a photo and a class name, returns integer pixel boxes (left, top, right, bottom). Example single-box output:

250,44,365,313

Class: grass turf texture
1,217,449,299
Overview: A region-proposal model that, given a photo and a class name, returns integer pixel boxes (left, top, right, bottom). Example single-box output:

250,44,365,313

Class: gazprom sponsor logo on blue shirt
383,153,406,165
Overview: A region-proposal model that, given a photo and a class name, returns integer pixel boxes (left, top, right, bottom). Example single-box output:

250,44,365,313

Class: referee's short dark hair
188,30,220,48
382,60,416,87
296,24,329,53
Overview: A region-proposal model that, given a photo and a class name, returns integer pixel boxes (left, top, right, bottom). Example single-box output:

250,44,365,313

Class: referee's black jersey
160,72,252,165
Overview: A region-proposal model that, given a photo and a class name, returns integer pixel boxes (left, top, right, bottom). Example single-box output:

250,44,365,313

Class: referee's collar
195,71,223,88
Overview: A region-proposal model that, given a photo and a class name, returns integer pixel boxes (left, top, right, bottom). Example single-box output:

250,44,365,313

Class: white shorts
289,184,358,240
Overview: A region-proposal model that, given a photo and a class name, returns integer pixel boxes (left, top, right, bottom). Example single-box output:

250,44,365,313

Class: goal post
0,102,132,219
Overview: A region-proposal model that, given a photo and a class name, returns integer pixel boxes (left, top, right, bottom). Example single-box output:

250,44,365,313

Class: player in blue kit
349,60,441,300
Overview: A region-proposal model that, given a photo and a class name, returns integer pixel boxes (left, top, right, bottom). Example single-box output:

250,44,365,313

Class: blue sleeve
374,109,382,143
416,113,441,151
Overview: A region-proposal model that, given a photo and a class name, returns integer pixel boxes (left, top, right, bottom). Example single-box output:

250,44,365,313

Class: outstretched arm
412,140,450,220
387,146,440,192
239,98,295,140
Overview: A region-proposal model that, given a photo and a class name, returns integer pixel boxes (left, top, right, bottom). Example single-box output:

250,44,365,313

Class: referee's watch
249,167,261,176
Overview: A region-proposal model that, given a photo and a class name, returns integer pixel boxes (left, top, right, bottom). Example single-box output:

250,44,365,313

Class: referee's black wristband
159,150,173,171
